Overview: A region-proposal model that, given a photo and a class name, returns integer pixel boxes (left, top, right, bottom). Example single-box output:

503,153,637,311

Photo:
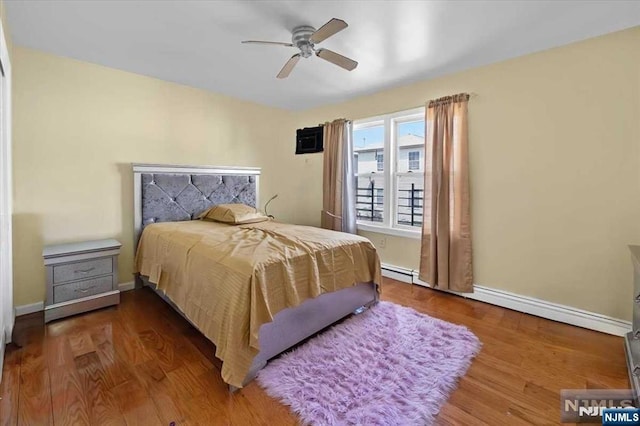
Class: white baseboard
119,281,135,292
381,262,630,337
15,301,44,317
467,284,631,337
405,270,631,337
14,281,137,317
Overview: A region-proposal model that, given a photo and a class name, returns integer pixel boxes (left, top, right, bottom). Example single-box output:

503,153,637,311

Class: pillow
199,203,269,225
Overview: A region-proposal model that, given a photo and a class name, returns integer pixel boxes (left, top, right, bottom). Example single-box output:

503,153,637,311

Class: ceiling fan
242,18,358,79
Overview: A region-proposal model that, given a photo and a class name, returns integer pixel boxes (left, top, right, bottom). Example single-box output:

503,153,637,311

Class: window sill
356,222,422,239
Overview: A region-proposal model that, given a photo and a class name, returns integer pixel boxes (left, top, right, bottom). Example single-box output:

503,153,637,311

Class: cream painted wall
12,47,292,306
359,231,421,271
286,27,640,320
12,27,640,322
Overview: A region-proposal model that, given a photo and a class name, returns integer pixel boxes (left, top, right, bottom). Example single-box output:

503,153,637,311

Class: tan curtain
419,94,473,292
322,119,356,232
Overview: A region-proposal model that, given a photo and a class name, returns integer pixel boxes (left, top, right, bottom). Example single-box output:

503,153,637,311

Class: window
353,108,426,237
376,152,384,171
408,151,420,171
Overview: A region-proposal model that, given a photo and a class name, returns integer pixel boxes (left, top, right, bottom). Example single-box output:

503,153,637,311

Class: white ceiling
6,1,640,111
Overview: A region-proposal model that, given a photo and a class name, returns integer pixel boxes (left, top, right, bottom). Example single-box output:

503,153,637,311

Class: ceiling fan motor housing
292,25,316,58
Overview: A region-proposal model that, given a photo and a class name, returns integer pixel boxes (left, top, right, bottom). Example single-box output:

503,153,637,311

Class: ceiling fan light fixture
298,43,314,58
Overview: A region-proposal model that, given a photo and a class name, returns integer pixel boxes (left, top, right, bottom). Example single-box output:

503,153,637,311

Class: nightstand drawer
53,275,113,303
53,257,112,284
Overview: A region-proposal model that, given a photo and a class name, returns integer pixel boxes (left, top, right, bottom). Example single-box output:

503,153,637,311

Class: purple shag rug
256,301,481,426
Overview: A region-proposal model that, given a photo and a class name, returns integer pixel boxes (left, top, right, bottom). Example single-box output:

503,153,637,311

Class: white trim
352,116,385,129
389,107,424,120
409,271,631,337
357,222,421,239
383,115,392,227
0,17,12,347
119,281,135,291
15,301,44,317
132,163,261,175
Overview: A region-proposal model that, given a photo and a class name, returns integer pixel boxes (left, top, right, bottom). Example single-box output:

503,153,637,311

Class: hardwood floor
0,278,628,425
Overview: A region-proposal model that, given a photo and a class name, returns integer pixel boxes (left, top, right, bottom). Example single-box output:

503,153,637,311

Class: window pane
396,120,425,173
408,151,420,171
396,174,425,227
356,175,385,223
354,125,385,173
395,119,426,228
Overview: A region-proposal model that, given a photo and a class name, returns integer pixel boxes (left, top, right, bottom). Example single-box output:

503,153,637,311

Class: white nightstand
43,239,121,323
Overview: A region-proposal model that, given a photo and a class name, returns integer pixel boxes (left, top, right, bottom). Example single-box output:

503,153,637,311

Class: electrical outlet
379,237,387,248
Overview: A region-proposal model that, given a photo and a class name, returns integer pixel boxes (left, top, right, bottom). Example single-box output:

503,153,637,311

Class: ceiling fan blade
310,18,348,44
277,54,301,79
241,40,294,47
316,49,358,71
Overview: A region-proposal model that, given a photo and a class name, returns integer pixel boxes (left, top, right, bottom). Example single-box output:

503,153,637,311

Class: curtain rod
364,93,478,118
426,92,478,104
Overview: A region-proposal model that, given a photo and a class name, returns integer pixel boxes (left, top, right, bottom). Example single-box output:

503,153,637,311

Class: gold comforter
134,219,381,387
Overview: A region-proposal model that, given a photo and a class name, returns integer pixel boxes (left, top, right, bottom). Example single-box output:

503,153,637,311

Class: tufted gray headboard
133,163,261,244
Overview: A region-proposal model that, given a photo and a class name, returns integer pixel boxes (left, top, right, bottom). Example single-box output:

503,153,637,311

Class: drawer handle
74,267,96,274
75,285,96,293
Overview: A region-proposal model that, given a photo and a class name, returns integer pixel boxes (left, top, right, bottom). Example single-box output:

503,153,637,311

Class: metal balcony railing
356,183,424,227
356,183,383,223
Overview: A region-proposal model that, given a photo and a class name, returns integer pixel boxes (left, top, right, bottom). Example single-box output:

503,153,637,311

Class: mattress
135,219,381,387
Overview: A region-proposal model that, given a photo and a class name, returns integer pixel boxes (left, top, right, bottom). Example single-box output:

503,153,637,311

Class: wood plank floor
0,278,628,425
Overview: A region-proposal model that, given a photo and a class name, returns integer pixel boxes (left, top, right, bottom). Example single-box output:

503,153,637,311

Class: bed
132,163,381,389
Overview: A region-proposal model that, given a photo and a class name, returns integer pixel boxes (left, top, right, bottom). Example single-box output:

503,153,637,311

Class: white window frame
353,107,425,239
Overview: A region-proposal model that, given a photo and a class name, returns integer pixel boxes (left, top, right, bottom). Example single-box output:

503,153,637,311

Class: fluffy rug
256,301,481,426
